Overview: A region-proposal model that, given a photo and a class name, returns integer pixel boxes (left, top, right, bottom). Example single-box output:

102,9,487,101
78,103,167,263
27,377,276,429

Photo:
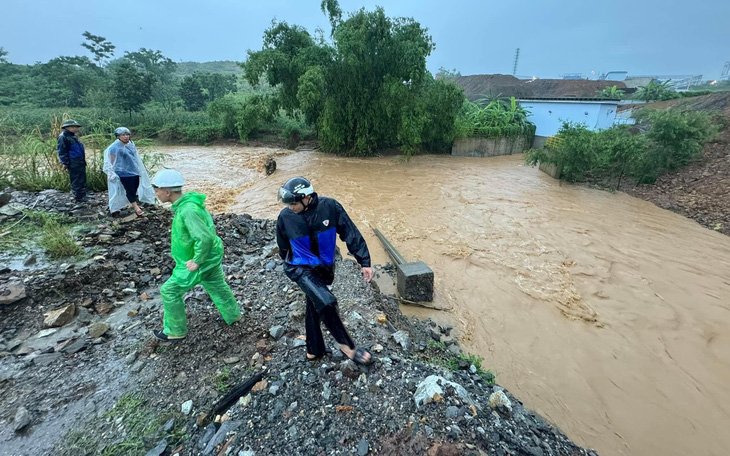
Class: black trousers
68,159,87,202
119,175,140,203
296,268,355,357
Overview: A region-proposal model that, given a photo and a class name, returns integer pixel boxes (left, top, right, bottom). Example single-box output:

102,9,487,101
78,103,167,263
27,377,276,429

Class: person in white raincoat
103,127,154,215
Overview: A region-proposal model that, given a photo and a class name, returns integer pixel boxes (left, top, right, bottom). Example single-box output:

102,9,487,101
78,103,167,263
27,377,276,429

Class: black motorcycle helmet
278,177,314,204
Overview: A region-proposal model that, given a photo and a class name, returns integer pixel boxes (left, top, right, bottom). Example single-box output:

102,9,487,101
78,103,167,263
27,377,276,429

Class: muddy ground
0,190,595,456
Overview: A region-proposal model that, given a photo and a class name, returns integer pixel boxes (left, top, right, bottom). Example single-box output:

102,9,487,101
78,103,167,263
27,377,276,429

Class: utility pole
512,48,520,76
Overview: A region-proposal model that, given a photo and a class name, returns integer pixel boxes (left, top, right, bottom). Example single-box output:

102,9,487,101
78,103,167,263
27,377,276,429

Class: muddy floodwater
165,145,730,456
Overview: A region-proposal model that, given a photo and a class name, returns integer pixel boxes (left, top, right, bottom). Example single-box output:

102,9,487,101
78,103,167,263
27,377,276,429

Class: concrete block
397,261,434,302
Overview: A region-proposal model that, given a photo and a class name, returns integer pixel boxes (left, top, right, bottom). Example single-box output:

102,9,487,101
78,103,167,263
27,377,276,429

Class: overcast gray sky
4,0,729,79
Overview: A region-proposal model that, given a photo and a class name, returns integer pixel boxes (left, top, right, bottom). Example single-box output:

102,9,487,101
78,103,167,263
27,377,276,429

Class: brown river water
165,145,730,456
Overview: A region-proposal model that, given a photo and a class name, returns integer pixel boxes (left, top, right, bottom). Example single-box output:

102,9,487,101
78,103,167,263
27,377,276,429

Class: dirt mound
0,190,597,456
454,74,627,101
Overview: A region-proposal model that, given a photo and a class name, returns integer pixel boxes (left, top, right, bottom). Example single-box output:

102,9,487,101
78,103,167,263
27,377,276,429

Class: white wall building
518,98,620,143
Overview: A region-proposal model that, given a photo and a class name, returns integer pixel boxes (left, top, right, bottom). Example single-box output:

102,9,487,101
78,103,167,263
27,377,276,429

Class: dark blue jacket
276,193,370,281
57,129,85,166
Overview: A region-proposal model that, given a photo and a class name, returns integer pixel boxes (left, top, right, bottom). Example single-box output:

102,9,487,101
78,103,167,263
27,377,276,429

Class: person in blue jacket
276,177,373,365
57,119,87,203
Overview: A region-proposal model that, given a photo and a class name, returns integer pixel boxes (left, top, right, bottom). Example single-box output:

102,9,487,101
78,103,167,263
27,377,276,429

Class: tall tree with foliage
244,0,461,155
112,62,153,114
180,75,207,111
0,47,8,64
81,32,115,67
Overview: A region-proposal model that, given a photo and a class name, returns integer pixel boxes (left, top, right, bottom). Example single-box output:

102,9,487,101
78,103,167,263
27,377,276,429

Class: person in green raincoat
151,169,241,341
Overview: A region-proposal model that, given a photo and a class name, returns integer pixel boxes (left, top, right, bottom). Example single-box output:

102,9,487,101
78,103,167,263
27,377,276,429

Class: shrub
526,109,718,188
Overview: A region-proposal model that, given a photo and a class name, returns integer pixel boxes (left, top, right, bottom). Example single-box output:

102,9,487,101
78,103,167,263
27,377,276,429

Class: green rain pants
160,264,241,337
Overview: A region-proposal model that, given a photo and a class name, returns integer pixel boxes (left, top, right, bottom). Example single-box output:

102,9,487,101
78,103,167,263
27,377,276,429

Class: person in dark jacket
57,119,87,203
276,177,373,365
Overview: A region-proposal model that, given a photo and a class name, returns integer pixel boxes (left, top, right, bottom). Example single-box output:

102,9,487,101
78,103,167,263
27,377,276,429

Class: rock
413,375,474,408
447,344,462,355
0,279,26,305
445,405,460,418
224,356,240,364
144,439,167,456
161,418,175,433
181,400,193,415
0,203,23,216
392,330,411,351
77,307,92,325
0,192,11,207
264,157,276,175
238,394,252,408
251,379,268,392
13,407,31,432
239,451,255,456
292,339,306,348
37,328,58,338
62,338,88,354
23,254,37,267
269,381,282,395
376,313,387,324
448,425,462,439
357,437,369,456
130,360,145,373
198,423,216,450
350,311,363,321
372,343,383,353
203,420,241,455
43,304,76,327
95,302,113,315
32,352,62,366
469,364,477,374
269,325,285,340
88,322,110,338
488,391,512,413
322,382,332,401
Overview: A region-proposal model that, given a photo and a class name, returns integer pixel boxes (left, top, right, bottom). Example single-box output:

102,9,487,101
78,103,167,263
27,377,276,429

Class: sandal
350,347,374,366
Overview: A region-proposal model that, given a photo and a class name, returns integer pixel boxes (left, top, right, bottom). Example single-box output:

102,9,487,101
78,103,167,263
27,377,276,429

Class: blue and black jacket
276,193,370,281
57,129,86,166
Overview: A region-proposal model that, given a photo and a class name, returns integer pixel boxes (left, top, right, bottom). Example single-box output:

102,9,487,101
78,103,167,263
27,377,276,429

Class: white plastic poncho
103,139,155,213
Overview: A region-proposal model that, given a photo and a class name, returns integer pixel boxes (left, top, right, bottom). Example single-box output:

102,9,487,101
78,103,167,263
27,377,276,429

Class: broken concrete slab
396,261,434,303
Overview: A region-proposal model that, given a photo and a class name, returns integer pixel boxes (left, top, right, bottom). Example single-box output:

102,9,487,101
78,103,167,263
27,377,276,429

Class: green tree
0,47,8,64
180,75,206,111
112,62,153,114
81,31,115,67
36,56,104,107
243,21,331,114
